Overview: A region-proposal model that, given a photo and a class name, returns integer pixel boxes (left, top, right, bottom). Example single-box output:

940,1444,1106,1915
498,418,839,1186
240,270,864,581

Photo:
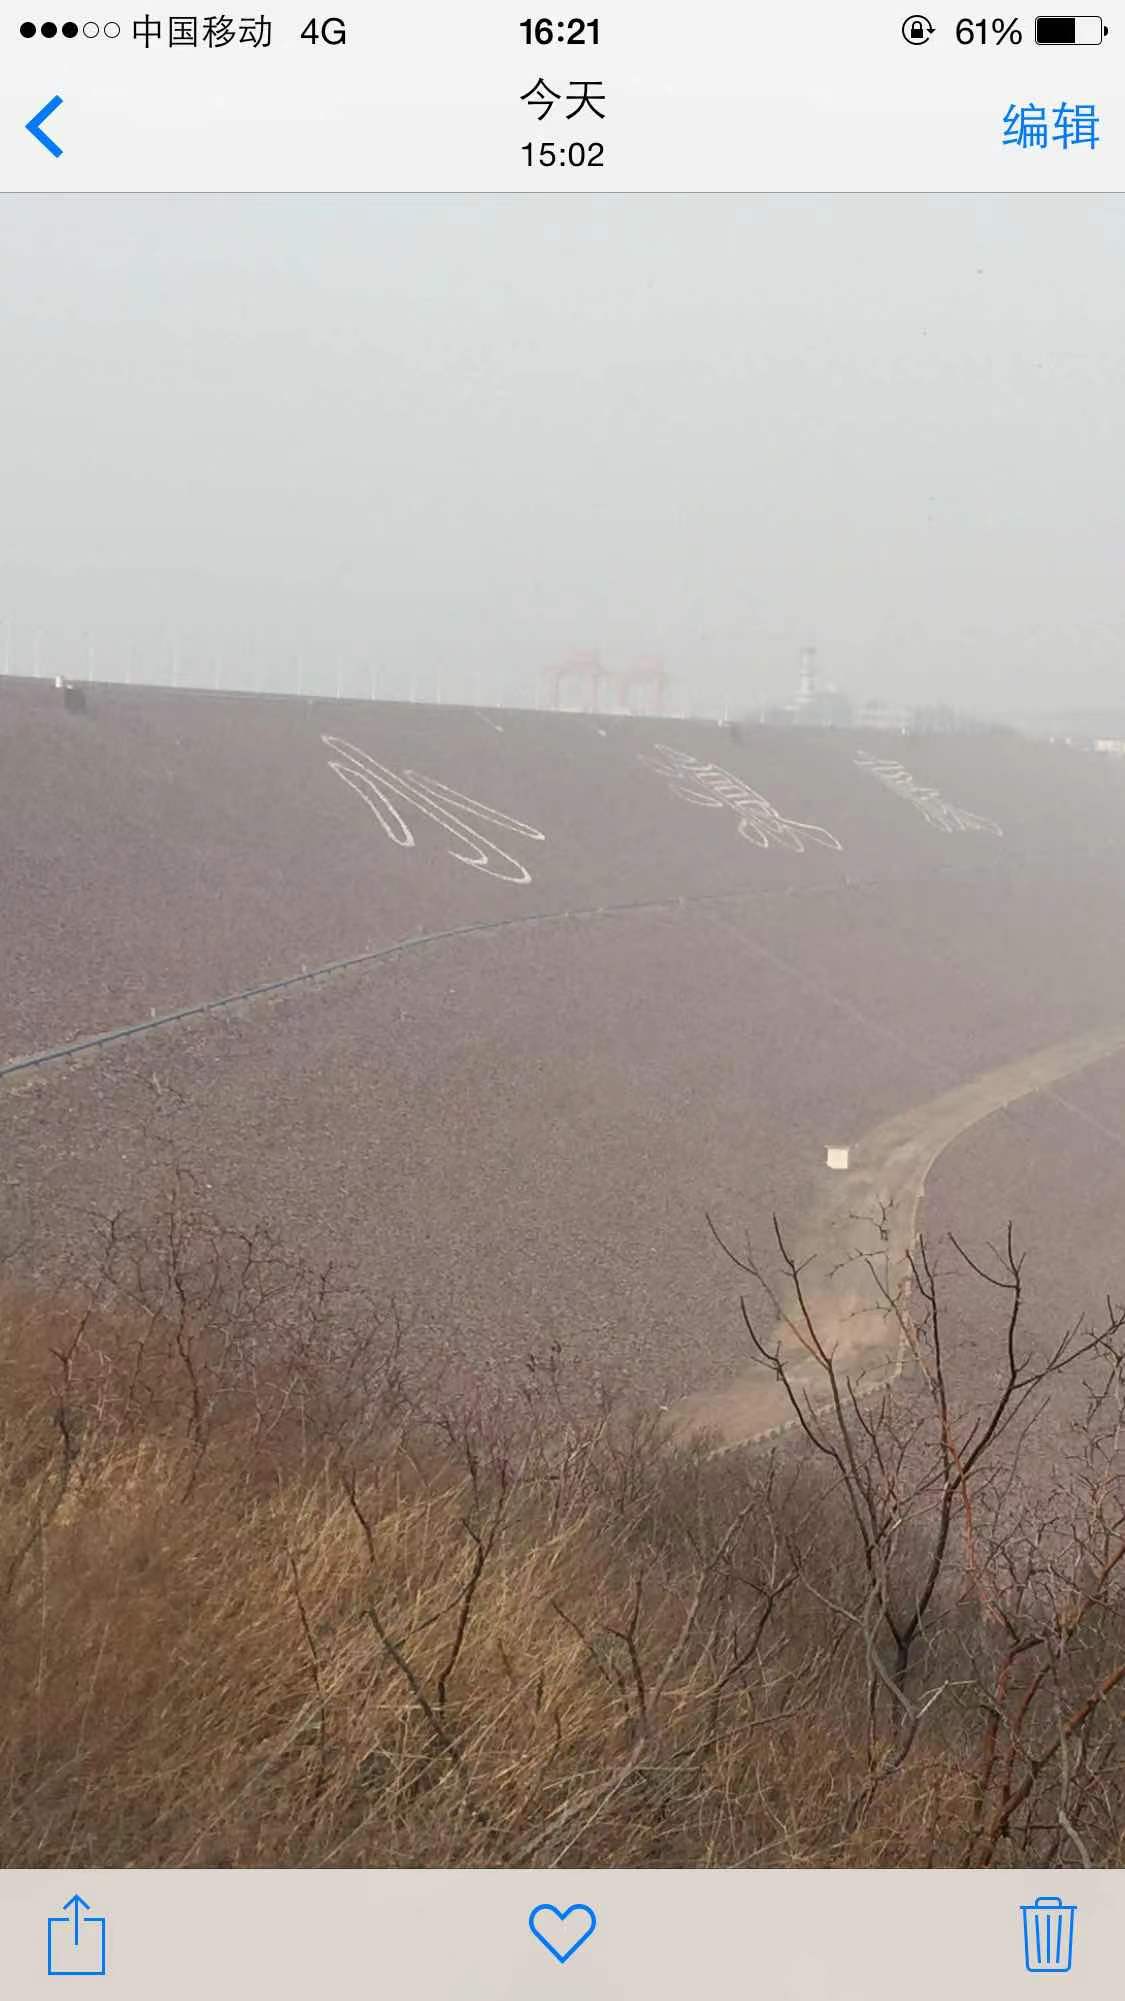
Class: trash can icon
1021,1896,1076,1973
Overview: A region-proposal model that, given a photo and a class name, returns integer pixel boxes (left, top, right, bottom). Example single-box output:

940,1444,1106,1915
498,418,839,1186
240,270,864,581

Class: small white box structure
826,1146,850,1171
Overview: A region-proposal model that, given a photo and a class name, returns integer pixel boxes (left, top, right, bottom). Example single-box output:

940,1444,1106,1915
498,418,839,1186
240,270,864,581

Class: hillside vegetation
0,1176,1121,1868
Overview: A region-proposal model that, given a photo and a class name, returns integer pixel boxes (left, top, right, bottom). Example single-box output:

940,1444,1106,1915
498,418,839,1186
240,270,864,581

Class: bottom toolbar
2,1871,1117,1998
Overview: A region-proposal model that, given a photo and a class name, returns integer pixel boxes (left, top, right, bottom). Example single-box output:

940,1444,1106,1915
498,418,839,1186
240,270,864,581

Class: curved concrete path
669,1019,1125,1450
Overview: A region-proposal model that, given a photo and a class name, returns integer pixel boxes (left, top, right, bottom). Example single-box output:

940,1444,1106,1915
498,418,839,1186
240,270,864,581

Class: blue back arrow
27,95,63,157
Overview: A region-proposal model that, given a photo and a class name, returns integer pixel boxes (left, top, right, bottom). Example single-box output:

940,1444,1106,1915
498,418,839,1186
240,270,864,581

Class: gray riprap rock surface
5,675,1125,1411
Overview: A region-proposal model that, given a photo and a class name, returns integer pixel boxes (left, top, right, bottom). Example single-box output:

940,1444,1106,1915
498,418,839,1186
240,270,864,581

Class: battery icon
1035,14,1107,38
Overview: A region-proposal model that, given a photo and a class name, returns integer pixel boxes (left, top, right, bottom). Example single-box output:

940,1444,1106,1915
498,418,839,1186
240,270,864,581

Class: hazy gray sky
2,194,1122,713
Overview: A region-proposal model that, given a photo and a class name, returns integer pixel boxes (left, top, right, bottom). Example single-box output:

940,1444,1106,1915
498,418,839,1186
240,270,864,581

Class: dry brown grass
0,1179,1121,1868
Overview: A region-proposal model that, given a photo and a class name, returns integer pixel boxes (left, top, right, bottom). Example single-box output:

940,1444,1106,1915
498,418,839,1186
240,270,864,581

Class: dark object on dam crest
55,677,88,715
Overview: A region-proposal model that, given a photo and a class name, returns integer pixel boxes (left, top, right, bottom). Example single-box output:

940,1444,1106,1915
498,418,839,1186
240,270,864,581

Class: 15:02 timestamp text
523,140,605,167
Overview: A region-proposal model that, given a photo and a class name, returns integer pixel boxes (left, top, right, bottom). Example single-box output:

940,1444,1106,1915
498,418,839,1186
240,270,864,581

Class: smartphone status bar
0,0,1121,190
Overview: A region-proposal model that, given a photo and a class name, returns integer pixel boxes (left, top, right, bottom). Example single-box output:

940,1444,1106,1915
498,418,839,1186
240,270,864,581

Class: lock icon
902,12,935,39
911,17,925,32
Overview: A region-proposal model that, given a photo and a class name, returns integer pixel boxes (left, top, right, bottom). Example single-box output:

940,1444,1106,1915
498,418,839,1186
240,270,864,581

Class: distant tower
545,650,611,714
796,645,818,715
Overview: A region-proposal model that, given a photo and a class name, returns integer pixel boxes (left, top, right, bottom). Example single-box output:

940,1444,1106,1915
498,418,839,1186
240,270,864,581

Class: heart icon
528,1903,598,1964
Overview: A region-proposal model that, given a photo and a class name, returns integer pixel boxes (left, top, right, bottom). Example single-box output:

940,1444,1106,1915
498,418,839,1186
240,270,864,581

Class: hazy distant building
783,646,853,728
796,646,818,717
858,697,910,734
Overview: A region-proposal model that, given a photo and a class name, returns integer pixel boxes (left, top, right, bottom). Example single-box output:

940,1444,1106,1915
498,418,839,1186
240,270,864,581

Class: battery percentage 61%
957,14,1024,37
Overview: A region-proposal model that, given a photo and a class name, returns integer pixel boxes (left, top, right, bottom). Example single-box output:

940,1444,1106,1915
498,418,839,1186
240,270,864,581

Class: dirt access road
669,1019,1125,1450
